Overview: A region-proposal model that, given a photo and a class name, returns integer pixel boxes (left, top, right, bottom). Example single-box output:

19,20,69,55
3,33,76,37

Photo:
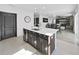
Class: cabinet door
37,34,48,54
37,37,42,51
36,33,42,51
30,31,34,46
32,32,37,47
42,38,48,54
28,31,32,44
28,31,37,47
23,29,28,42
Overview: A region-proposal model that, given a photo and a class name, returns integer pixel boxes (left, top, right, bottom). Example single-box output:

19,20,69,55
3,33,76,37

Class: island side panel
50,34,55,54
48,36,51,55
48,34,55,55
23,28,55,55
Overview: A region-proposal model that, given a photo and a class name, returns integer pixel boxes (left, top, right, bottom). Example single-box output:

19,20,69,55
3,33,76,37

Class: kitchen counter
23,27,58,55
23,27,58,36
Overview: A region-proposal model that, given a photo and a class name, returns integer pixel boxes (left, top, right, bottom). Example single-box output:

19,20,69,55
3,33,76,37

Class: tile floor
57,30,76,44
0,31,79,55
0,37,41,55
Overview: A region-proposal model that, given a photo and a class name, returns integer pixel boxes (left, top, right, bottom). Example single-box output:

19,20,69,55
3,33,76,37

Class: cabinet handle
34,40,37,44
45,47,47,51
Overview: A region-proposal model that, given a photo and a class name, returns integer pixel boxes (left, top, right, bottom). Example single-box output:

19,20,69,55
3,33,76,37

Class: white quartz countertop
24,27,58,36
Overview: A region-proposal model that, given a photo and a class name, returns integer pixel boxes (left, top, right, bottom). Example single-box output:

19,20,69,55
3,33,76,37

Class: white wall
13,4,76,28
0,4,34,36
0,4,77,37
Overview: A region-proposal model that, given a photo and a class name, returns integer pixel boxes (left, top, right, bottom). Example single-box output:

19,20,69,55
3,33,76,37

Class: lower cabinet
23,29,55,55
23,29,29,42
23,29,27,41
31,32,37,47
36,34,42,52
28,31,33,45
27,31,37,48
42,39,48,54
39,34,48,54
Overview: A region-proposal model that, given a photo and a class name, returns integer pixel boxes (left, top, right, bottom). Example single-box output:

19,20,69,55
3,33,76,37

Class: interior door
1,13,16,39
4,13,15,38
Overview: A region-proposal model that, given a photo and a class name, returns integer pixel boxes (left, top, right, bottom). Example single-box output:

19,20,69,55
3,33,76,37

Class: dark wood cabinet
50,34,55,54
0,12,17,40
36,34,42,52
28,31,33,44
23,28,55,55
29,31,37,47
39,34,48,54
42,39,48,54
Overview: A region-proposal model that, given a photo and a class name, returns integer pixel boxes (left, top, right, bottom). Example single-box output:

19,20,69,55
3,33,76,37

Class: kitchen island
23,27,58,55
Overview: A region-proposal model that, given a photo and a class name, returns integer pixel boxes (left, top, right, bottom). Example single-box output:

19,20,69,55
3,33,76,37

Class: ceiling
11,4,77,16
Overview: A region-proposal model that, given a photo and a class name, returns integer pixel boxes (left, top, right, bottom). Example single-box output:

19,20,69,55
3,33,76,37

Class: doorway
56,15,75,43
